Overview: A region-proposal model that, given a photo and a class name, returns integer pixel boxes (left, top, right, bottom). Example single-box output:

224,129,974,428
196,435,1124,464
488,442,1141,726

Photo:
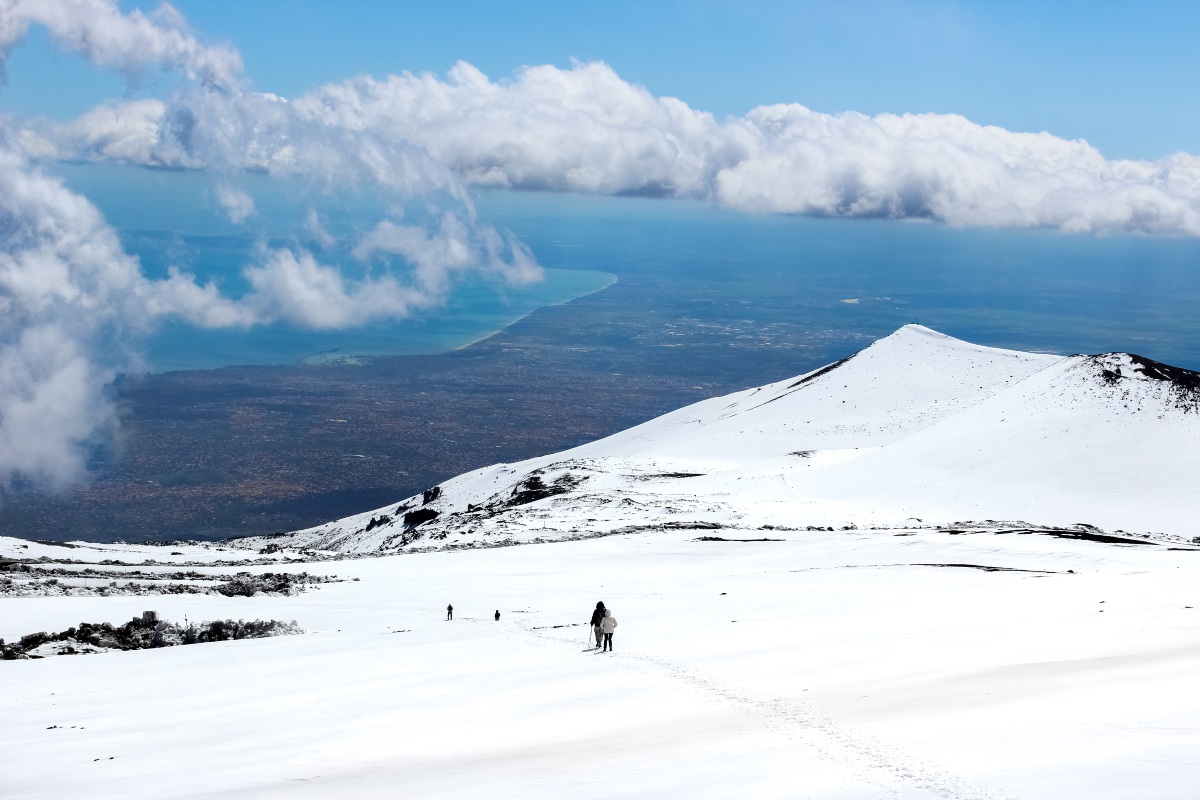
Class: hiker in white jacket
600,609,617,652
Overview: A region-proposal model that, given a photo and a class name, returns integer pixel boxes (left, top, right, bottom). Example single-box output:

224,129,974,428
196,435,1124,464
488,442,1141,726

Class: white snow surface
2,527,1198,798
4,325,1199,798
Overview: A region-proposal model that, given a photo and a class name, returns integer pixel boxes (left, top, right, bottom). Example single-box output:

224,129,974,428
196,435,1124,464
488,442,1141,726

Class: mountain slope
555,324,1062,467
753,350,1200,534
238,326,1197,554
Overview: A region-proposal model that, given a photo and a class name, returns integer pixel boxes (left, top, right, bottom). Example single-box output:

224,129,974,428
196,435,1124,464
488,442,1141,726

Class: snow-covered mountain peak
237,326,1197,554
549,323,1062,468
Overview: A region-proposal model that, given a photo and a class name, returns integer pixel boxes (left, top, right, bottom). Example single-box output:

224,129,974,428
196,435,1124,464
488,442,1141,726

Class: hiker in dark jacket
446,604,453,621
588,601,606,648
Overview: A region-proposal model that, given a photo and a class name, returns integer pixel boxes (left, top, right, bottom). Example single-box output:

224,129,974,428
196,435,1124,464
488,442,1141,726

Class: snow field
5,527,1198,798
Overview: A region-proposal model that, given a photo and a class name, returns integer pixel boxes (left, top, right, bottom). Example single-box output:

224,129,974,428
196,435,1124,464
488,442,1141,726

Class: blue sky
1,0,1196,161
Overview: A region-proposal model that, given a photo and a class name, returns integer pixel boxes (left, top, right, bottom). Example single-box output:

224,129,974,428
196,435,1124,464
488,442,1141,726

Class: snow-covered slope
555,324,1061,466
791,351,1200,533
5,522,1199,799
6,326,1200,800
239,325,1198,555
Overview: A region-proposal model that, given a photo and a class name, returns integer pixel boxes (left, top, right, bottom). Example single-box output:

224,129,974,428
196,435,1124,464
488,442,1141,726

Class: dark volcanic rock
1092,353,1200,412
787,353,857,389
403,508,440,527
505,474,582,507
364,515,391,532
2,617,301,659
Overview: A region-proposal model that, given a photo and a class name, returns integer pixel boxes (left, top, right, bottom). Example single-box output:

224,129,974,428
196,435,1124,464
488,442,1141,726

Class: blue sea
57,164,1200,372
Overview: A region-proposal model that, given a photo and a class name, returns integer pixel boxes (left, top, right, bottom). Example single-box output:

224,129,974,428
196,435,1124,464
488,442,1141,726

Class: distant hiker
494,610,501,621
446,604,453,621
589,601,607,648
600,609,618,652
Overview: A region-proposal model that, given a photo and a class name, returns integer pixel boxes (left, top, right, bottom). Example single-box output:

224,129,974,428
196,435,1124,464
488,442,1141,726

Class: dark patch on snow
382,528,427,548
403,508,440,527
915,563,1063,574
1090,353,1200,412
731,350,867,414
1031,529,1153,546
632,472,705,481
215,572,330,597
939,522,1186,548
2,616,302,659
1127,354,1200,390
242,531,291,540
422,486,442,505
364,515,392,532
505,474,583,507
1,563,335,598
427,473,587,532
787,354,856,389
694,536,784,542
35,540,77,548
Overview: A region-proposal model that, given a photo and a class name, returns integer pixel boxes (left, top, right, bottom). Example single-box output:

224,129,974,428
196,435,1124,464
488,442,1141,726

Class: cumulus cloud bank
299,62,1200,235
35,59,1200,236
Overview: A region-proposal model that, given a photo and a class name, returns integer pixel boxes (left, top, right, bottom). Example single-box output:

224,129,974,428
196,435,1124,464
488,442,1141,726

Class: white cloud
41,58,1199,236
708,106,1200,234
353,212,541,296
5,3,1199,237
241,248,425,329
0,147,235,489
0,0,242,90
304,208,336,250
141,266,256,329
0,323,115,490
240,212,541,329
215,182,255,223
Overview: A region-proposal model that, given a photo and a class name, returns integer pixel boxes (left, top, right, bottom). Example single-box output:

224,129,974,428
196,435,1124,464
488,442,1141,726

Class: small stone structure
131,610,159,627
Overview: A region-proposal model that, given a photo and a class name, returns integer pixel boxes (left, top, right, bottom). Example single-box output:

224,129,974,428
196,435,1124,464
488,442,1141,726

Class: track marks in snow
521,620,1014,800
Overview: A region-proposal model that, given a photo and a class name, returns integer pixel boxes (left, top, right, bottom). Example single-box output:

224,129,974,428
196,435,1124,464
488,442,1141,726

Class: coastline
452,272,618,352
